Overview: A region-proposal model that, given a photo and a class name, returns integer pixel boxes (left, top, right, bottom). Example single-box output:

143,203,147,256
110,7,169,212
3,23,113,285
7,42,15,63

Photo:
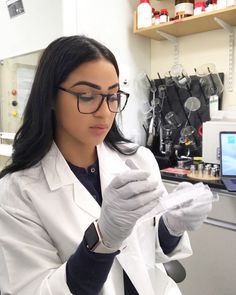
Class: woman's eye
109,94,119,102
79,94,94,102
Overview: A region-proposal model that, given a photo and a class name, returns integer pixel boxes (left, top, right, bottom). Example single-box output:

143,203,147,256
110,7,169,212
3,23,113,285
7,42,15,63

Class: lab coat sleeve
155,214,193,263
158,216,181,254
0,178,72,295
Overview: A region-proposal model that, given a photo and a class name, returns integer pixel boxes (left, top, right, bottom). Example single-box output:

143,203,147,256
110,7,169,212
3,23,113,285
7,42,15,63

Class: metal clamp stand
157,31,179,65
214,17,234,92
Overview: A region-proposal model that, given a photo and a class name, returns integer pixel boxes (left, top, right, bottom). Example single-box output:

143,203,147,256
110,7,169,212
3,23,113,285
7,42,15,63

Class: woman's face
55,59,118,148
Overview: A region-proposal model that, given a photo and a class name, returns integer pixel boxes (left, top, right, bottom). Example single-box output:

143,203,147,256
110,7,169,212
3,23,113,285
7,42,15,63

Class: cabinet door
163,180,236,294
179,222,236,295
210,189,236,223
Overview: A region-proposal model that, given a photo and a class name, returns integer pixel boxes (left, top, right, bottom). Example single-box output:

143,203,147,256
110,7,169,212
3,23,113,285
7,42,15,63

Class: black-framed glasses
59,87,129,114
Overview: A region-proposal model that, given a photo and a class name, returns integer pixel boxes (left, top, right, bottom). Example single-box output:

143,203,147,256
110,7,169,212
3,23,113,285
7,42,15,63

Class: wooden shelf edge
133,6,236,41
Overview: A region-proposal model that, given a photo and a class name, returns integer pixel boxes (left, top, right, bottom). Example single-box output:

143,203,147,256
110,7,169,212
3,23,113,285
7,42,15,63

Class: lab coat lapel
117,235,156,295
72,142,132,219
42,142,101,219
72,142,130,219
72,179,101,219
96,143,130,194
97,143,155,294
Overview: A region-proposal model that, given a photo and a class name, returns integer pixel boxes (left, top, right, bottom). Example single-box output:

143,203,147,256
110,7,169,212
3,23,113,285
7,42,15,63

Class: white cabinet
0,0,77,60
179,221,236,295
163,179,236,295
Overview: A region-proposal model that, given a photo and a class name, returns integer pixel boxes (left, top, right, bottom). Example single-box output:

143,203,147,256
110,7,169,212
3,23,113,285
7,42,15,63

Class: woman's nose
93,98,111,116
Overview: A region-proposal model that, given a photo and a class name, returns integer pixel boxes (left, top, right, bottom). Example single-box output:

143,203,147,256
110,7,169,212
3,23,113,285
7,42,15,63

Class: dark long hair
0,35,137,178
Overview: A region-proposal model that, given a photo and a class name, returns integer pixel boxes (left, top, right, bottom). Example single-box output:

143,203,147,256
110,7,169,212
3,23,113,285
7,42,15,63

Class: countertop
161,170,226,190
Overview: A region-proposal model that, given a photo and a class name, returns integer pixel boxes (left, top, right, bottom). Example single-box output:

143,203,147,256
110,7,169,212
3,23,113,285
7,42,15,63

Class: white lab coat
0,142,192,295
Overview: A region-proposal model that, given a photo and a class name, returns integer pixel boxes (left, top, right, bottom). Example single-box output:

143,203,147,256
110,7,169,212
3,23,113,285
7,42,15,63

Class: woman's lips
90,124,109,135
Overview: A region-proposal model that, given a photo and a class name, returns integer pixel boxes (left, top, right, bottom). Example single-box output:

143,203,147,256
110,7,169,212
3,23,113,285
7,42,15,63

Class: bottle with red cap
137,0,152,29
194,1,206,15
160,8,169,23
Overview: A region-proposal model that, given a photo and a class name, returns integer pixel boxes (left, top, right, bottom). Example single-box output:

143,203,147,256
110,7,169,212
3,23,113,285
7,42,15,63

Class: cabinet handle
204,217,236,232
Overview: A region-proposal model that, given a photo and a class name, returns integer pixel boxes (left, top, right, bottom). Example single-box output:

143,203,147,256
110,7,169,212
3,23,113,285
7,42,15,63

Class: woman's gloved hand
98,169,164,250
162,182,213,237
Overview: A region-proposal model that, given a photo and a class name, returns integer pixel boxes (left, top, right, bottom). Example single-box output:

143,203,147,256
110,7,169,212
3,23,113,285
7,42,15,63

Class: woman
0,35,211,295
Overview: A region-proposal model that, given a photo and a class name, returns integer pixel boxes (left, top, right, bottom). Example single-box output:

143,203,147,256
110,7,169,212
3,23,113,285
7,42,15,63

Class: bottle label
175,3,193,16
160,14,168,23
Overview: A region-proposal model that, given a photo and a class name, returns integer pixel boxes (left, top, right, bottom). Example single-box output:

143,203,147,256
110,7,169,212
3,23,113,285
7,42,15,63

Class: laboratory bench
161,170,225,190
161,170,236,295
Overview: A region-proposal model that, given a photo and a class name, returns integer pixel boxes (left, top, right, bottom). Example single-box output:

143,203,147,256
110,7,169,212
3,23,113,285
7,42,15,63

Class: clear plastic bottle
137,0,152,29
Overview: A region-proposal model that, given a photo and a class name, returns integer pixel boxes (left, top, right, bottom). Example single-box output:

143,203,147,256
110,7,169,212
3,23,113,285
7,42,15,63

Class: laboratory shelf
133,6,236,41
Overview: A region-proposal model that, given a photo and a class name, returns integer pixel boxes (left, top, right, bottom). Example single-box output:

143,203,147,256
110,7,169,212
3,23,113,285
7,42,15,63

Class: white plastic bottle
137,0,152,29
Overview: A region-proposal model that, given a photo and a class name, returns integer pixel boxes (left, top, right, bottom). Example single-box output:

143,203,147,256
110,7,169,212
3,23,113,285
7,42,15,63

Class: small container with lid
175,0,194,18
160,8,169,23
152,8,156,24
154,11,160,25
198,163,204,174
190,164,196,175
194,1,206,15
137,0,152,29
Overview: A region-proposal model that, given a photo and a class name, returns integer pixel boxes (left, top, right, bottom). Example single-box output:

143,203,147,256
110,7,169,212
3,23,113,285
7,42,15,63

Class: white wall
151,28,236,110
0,0,151,144
1,1,235,144
0,0,77,60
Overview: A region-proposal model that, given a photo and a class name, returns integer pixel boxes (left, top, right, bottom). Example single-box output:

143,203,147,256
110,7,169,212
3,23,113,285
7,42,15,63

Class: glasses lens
78,94,101,114
77,92,128,114
108,92,127,113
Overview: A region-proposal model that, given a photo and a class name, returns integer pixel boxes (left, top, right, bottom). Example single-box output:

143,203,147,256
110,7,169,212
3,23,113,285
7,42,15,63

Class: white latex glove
162,182,213,237
98,169,164,250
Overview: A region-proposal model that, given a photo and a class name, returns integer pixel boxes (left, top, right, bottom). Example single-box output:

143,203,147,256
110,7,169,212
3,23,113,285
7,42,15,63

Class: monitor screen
220,132,236,176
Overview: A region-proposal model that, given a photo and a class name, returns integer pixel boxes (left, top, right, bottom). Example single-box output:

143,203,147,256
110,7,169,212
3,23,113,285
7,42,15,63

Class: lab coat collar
41,141,130,191
41,142,100,219
41,142,75,190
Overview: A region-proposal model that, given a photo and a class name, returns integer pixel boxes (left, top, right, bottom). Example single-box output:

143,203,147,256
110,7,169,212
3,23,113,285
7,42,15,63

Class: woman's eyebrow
71,81,119,90
108,83,119,90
